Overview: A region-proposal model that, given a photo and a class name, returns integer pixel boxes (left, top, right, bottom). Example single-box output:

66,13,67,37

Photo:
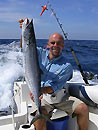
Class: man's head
47,33,65,60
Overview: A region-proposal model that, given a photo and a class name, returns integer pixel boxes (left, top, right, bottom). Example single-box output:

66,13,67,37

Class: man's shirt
38,47,73,94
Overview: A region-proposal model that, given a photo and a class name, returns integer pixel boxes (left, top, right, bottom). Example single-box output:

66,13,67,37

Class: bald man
19,20,88,130
30,33,89,130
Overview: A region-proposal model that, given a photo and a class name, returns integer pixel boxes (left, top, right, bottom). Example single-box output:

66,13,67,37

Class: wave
0,40,98,110
0,41,23,110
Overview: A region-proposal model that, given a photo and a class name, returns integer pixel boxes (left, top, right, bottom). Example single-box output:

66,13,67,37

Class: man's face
47,33,65,59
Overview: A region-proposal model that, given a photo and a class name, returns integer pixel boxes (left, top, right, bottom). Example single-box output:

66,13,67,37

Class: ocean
0,39,98,110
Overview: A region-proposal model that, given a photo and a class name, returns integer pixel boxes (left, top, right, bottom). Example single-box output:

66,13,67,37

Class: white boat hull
0,81,98,130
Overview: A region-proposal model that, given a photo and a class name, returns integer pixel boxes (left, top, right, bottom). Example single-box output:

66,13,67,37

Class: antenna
47,0,89,84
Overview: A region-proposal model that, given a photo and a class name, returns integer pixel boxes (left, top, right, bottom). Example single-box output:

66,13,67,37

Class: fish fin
29,114,52,126
20,35,22,48
42,113,53,123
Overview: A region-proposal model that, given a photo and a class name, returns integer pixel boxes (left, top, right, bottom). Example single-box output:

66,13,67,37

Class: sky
0,0,98,40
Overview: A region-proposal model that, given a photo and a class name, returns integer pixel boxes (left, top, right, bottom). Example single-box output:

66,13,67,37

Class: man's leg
33,108,47,130
33,98,54,130
54,96,89,130
74,103,89,130
34,118,46,130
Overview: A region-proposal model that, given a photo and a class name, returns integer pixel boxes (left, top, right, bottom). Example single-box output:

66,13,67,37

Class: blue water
1,39,97,72
64,40,98,74
0,39,98,110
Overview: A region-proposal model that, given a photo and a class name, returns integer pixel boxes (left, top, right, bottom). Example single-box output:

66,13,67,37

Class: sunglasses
50,41,64,45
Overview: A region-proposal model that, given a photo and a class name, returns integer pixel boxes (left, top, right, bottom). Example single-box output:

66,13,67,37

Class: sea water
0,39,98,111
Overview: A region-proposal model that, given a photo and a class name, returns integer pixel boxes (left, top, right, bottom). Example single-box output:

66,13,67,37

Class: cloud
0,0,26,5
0,1,48,26
91,7,98,14
0,1,25,22
0,0,41,23
0,12,32,22
77,7,84,13
0,11,43,28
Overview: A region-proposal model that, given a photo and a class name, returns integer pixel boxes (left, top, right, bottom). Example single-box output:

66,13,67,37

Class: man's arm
44,63,73,93
41,86,54,94
30,86,54,102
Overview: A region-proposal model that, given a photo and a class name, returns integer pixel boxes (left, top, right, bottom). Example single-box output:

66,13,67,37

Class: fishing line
47,0,89,84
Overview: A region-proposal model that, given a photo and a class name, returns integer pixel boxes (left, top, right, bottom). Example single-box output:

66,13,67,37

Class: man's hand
18,19,24,28
30,86,54,102
18,18,29,28
30,92,43,102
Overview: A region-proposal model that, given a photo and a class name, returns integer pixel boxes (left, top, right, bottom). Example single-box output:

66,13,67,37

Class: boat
0,80,98,130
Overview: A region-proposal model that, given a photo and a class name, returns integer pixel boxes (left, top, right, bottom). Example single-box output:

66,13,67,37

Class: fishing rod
47,0,89,84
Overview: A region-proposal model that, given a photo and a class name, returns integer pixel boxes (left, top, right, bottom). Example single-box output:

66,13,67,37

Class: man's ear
62,43,65,48
46,42,50,48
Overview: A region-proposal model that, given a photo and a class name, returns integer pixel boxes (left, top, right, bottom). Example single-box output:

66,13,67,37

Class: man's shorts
32,96,83,117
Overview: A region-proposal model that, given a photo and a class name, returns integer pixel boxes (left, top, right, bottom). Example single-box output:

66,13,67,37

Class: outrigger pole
47,1,89,84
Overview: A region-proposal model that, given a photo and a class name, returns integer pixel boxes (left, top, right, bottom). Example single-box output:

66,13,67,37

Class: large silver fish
22,19,51,126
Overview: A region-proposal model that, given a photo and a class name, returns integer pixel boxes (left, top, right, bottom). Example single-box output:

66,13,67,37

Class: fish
40,5,48,16
22,19,52,126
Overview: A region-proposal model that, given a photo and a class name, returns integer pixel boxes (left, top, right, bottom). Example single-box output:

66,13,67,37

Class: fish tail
30,113,52,126
42,113,53,123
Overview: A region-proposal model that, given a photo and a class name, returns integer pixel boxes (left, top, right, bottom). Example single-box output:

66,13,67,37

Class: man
19,19,89,130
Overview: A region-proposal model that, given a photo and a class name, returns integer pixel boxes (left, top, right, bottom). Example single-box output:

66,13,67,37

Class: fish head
22,18,29,32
